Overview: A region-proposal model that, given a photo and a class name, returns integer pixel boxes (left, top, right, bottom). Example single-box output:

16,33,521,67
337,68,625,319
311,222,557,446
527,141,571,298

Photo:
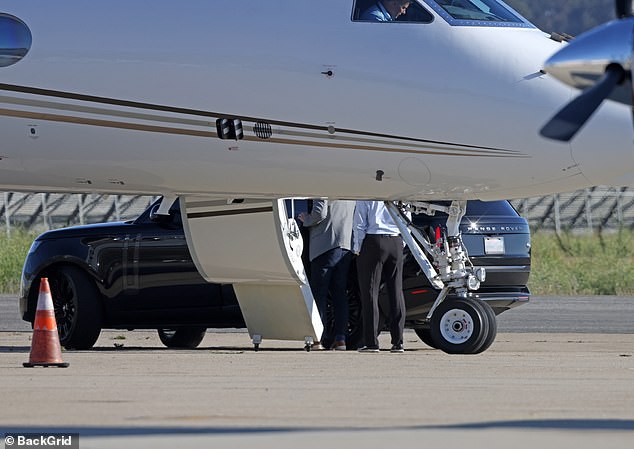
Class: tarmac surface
1,295,633,448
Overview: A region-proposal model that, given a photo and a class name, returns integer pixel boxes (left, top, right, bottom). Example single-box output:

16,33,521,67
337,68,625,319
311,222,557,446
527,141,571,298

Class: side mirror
149,204,170,223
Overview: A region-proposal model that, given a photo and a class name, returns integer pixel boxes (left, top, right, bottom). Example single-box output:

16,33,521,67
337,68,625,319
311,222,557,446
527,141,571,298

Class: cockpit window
352,0,434,23
422,0,533,27
0,13,32,67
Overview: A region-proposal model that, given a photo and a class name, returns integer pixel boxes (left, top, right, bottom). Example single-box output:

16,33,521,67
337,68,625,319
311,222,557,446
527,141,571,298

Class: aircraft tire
430,297,489,354
470,299,497,354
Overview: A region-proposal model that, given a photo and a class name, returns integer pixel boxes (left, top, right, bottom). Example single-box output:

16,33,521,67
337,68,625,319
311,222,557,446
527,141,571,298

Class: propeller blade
616,0,633,18
540,64,625,142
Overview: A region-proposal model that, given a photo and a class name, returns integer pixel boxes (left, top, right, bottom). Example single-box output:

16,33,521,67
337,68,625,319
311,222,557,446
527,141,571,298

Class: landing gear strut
386,200,496,354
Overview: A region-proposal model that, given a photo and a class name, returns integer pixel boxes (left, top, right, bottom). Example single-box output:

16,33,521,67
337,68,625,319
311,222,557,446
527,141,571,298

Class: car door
120,200,224,323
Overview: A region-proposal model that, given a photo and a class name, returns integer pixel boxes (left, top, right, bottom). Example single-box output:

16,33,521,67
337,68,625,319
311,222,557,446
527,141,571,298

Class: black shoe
390,344,404,353
357,346,380,353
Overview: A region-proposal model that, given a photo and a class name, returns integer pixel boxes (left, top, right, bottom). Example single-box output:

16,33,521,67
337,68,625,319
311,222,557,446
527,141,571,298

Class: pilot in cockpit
360,0,412,22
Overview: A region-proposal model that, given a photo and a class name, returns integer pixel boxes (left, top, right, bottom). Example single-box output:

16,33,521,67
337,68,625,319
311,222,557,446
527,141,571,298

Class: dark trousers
356,234,405,348
310,247,353,342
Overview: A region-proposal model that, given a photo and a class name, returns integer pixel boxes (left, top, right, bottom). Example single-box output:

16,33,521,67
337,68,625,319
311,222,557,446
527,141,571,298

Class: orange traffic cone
23,278,69,368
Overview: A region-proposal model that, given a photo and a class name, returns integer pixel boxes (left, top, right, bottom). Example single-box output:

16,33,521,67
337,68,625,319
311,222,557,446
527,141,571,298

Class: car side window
352,0,434,23
169,202,183,226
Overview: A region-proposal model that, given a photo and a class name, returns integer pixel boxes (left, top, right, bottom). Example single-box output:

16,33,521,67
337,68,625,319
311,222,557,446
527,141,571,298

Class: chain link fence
1,187,633,236
0,192,158,237
511,187,634,232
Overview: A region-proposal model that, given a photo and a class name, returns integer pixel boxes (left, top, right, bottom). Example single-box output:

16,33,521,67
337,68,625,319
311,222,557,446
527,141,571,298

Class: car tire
429,297,489,355
414,328,438,349
158,327,207,348
345,283,363,350
45,265,103,350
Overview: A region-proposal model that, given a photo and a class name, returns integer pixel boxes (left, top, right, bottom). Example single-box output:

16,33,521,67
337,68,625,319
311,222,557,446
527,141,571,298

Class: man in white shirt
352,200,405,353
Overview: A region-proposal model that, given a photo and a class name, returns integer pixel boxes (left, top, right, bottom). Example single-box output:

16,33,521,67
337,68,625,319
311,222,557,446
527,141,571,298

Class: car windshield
422,0,532,27
422,200,518,217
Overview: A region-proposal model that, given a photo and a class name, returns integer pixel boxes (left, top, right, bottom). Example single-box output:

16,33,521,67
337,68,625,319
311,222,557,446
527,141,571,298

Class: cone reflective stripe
23,277,69,368
33,279,57,331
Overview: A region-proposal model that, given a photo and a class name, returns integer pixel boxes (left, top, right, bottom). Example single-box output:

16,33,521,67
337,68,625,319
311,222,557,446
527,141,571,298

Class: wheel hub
440,309,474,344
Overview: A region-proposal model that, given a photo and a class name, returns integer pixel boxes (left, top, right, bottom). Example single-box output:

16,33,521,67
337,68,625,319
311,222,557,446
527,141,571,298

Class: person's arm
298,199,327,227
352,201,367,254
360,4,388,21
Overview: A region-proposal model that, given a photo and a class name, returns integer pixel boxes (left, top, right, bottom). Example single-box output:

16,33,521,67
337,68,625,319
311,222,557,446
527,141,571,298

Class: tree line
505,0,615,36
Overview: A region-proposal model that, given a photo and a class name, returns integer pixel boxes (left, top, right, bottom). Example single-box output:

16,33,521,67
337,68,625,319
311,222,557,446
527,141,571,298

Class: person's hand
297,212,307,223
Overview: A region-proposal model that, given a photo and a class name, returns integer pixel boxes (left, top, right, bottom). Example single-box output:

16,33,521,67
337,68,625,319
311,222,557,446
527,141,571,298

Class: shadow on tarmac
3,419,634,436
1,345,436,353
0,345,295,353
1,342,441,353
0,346,30,353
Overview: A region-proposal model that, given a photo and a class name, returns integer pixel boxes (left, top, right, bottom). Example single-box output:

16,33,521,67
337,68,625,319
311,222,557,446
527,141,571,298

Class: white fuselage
1,0,633,201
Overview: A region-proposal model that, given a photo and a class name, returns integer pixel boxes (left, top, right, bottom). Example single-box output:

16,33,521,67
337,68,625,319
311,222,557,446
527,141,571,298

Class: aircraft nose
570,99,634,186
542,16,634,185
611,171,634,186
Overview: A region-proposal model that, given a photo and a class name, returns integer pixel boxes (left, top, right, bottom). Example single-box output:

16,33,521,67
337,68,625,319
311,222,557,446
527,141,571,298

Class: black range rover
20,199,530,351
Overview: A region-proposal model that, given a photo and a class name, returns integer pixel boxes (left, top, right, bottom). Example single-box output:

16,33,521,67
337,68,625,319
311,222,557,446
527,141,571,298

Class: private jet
1,0,633,352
